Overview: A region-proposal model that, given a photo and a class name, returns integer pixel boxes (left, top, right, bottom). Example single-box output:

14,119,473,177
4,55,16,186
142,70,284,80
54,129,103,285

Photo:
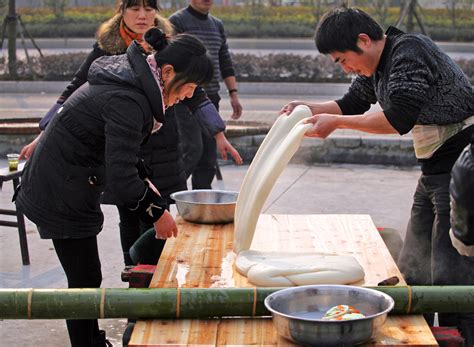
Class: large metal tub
264,285,394,346
170,189,238,224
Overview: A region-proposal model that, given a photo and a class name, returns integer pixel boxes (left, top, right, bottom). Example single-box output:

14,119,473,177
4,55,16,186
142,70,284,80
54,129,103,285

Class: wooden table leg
13,177,30,266
215,161,223,181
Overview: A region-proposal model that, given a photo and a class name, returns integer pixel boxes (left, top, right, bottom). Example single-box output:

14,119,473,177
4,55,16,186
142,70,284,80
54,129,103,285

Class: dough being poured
233,105,365,286
234,106,313,253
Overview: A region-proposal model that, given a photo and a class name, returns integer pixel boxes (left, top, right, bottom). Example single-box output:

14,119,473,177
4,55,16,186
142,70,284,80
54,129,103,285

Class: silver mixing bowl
170,189,238,224
264,285,394,346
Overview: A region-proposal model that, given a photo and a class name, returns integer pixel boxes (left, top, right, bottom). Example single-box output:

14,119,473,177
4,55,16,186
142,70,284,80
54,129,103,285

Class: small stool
430,327,464,347
121,264,156,288
0,164,29,265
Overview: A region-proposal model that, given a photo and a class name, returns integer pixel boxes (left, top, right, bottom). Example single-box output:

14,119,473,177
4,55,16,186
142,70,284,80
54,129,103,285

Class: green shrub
426,27,474,42
2,5,473,41
232,53,349,82
2,52,472,84
19,22,99,38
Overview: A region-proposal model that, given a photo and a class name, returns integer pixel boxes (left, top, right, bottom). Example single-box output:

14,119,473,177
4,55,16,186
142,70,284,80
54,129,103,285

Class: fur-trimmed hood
96,13,174,55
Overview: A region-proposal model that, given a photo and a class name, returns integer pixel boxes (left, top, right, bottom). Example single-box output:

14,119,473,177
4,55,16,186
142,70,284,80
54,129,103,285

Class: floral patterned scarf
146,54,166,133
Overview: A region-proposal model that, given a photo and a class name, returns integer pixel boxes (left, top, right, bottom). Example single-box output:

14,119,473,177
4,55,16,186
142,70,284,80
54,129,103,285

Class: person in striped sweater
170,0,243,189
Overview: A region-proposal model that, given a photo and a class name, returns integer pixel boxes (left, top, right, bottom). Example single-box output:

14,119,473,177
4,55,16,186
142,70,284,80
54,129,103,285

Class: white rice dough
233,105,365,286
234,105,312,226
235,250,365,287
233,105,313,253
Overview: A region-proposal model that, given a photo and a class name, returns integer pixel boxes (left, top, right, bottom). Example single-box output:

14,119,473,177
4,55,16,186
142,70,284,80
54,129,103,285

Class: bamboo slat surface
129,214,437,346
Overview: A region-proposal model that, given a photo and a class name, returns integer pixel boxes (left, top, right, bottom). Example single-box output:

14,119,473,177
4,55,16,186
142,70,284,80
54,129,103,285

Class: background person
281,7,474,341
20,0,173,159
450,135,474,258
170,0,243,189
15,33,213,347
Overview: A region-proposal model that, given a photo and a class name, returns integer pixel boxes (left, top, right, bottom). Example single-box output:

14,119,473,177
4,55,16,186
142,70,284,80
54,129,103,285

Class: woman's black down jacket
16,42,167,239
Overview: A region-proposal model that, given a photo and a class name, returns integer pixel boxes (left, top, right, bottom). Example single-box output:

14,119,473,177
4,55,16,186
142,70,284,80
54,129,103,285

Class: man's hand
19,132,43,160
230,93,243,120
215,131,243,164
281,100,342,116
304,114,340,138
280,101,306,115
154,210,178,239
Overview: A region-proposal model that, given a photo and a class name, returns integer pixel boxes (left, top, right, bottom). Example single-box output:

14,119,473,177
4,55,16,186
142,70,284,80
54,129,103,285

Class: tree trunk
7,0,17,78
407,0,415,32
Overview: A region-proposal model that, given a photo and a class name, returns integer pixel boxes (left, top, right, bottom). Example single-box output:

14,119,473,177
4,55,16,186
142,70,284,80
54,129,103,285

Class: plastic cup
7,153,19,171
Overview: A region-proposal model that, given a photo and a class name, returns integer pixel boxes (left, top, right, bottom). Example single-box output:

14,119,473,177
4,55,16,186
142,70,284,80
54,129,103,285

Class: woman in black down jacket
20,0,239,267
15,32,213,347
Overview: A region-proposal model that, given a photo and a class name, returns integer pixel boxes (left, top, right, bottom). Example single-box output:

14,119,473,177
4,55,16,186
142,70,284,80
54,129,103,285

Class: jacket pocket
59,164,105,217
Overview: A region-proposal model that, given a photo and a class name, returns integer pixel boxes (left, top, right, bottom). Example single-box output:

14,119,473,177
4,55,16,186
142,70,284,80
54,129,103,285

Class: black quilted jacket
16,42,167,239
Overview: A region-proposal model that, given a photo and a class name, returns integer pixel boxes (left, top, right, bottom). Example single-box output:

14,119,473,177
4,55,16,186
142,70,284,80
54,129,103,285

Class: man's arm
305,110,398,138
213,18,242,119
280,100,343,116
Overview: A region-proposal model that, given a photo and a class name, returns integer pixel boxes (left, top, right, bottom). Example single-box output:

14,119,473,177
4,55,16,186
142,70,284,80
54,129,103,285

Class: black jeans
117,206,165,266
52,236,102,347
175,94,220,189
398,173,474,329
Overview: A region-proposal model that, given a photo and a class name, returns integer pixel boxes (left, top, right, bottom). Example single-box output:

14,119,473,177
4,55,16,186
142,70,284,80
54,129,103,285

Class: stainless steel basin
264,285,394,346
170,189,238,224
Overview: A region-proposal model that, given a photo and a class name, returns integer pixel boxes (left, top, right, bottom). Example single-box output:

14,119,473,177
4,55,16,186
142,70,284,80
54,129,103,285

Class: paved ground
0,161,420,346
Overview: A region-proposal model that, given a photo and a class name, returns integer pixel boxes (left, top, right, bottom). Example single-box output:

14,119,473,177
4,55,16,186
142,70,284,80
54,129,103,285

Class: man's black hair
315,7,384,54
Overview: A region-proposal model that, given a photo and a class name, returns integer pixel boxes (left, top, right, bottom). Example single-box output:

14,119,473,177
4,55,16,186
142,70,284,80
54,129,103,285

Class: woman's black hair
147,28,213,92
119,0,159,12
145,26,167,52
315,7,384,54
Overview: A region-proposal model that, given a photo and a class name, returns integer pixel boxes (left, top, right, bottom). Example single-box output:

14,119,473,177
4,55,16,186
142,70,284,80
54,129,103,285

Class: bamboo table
129,214,437,346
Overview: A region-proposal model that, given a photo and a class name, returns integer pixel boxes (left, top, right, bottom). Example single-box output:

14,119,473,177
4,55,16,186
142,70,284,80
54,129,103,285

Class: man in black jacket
281,7,474,340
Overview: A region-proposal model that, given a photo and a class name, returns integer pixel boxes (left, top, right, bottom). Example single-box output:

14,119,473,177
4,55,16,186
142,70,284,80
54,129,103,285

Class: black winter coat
16,42,166,239
450,135,474,254
39,14,187,203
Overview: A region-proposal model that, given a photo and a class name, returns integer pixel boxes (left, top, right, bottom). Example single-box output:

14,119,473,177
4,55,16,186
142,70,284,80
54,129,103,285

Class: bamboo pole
1,286,473,320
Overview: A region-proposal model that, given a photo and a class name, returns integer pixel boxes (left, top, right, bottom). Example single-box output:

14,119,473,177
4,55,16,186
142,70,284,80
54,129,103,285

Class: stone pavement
0,162,420,346
0,81,417,166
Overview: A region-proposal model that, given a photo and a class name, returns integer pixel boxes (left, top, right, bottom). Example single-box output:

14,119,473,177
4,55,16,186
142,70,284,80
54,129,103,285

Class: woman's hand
19,132,43,160
215,132,243,164
154,210,178,239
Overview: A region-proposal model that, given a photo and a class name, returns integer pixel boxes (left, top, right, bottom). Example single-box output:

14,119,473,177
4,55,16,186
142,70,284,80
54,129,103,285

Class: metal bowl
264,285,394,346
170,189,238,224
